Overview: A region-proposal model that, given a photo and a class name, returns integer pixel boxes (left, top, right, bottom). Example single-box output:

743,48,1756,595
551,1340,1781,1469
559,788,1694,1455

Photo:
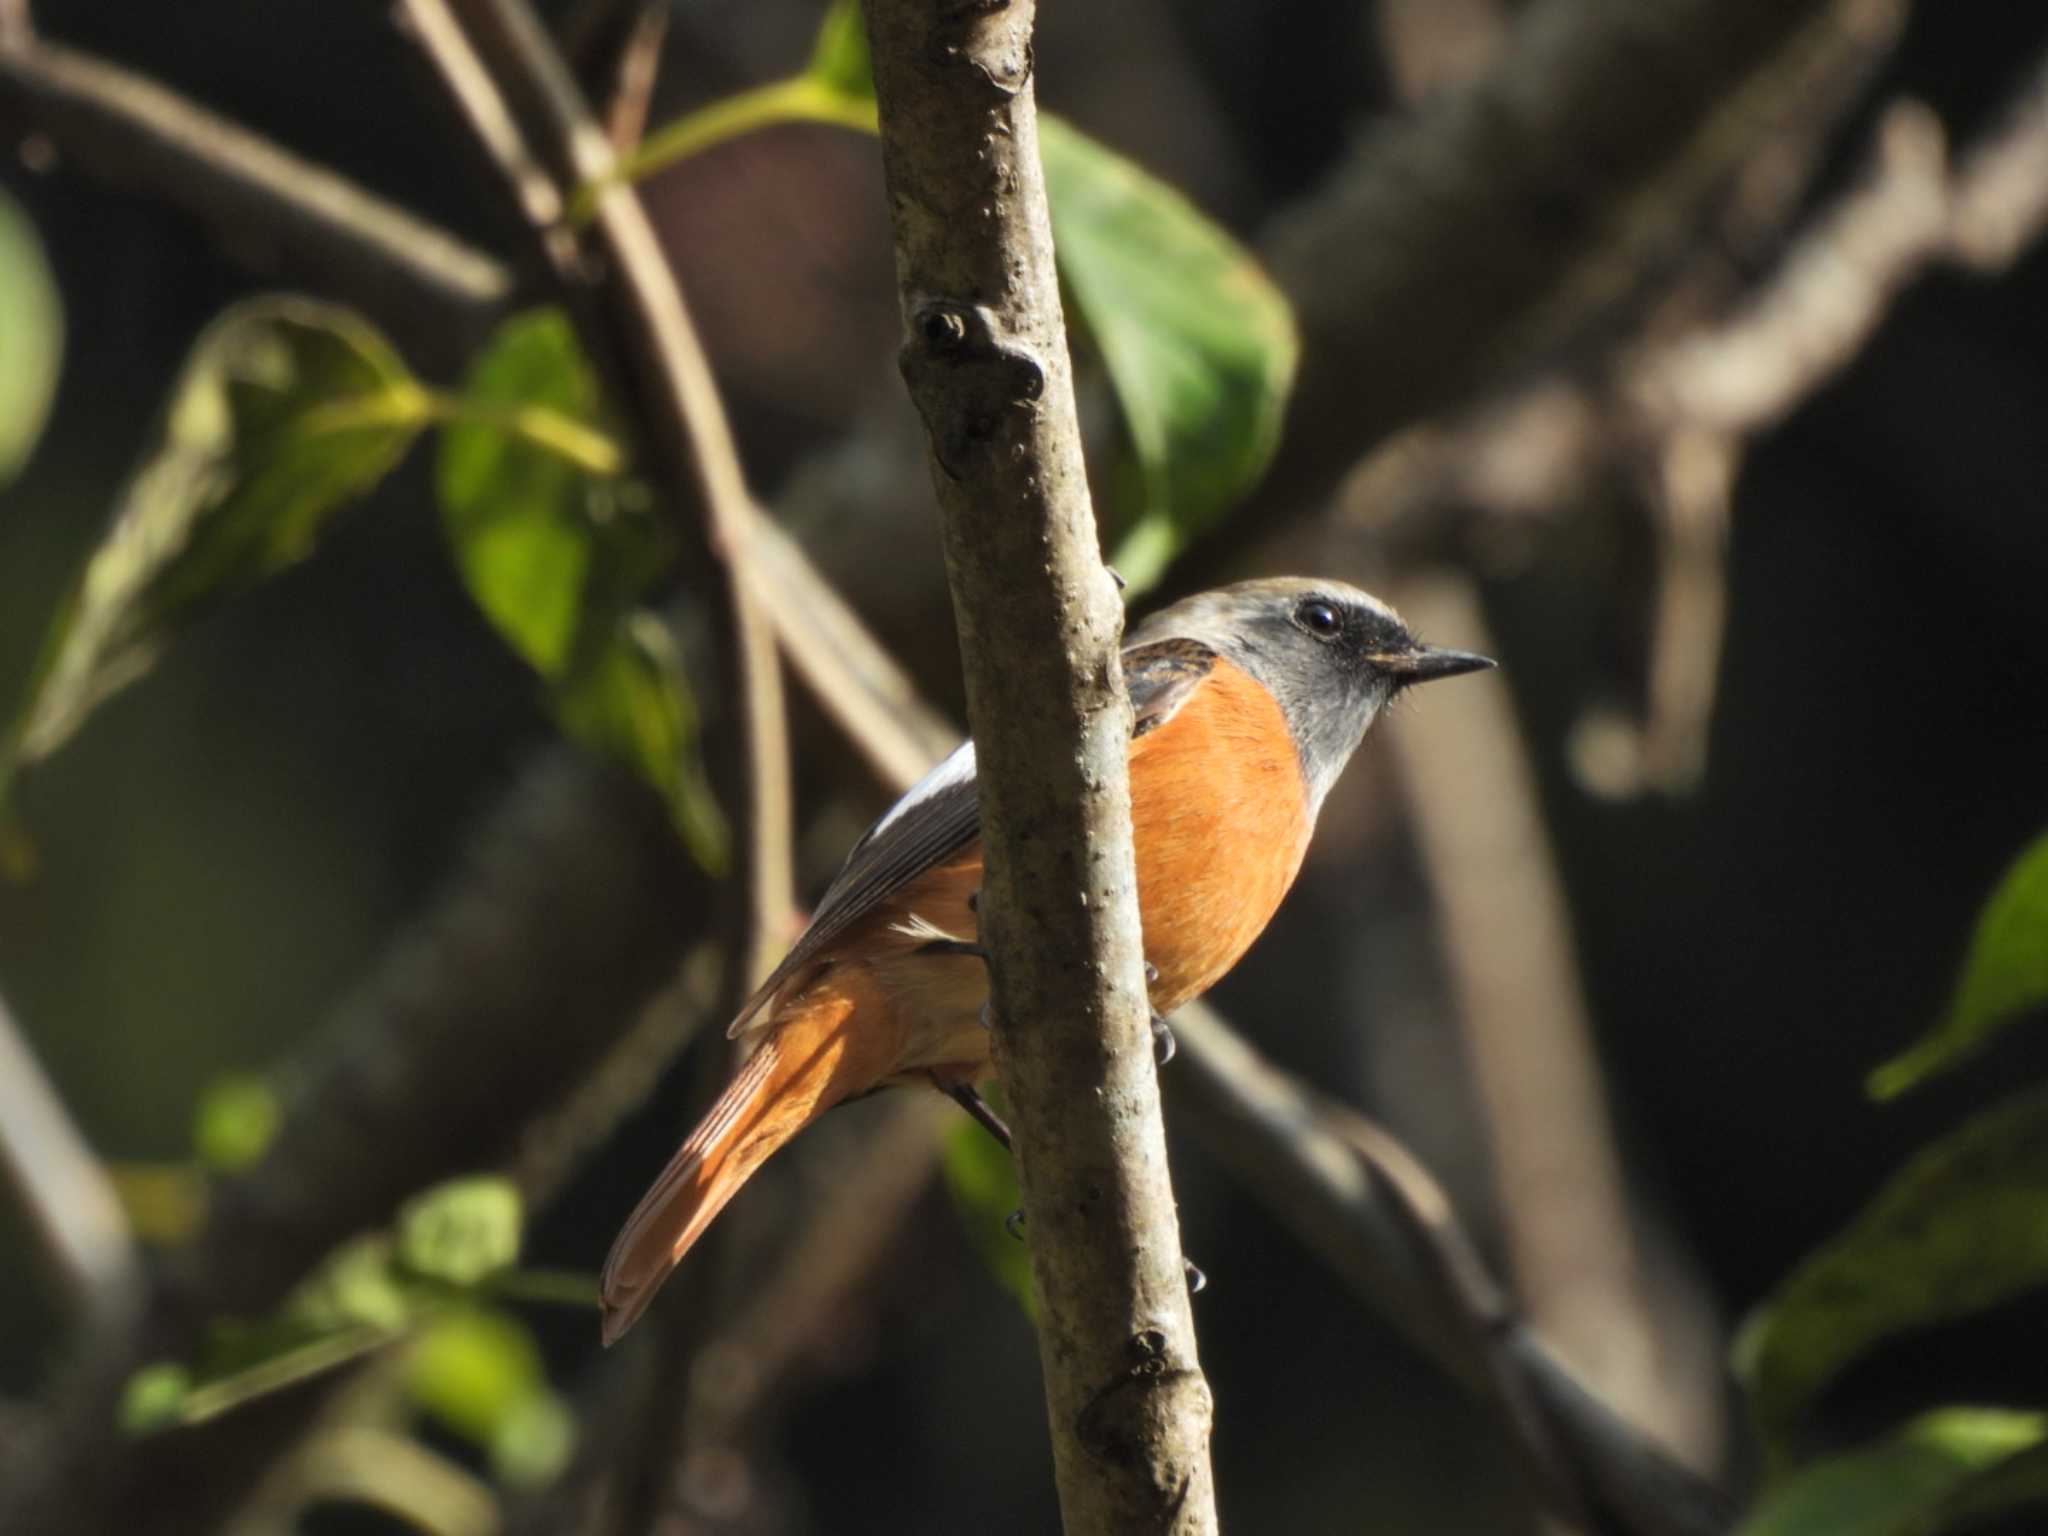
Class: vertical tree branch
859,3,1218,1531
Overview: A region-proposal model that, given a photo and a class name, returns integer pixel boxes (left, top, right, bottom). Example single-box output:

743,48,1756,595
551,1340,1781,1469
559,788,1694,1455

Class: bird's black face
1130,577,1494,816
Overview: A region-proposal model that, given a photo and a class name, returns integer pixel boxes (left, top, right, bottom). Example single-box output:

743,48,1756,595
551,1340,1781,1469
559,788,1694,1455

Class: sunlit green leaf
1870,830,2048,1100
940,1104,1034,1320
435,310,725,871
1917,1437,2048,1535
119,1363,193,1434
406,1307,574,1488
1040,119,1298,595
491,1391,577,1489
193,1073,282,1173
807,0,873,101
404,1307,540,1445
288,1235,415,1336
118,1188,554,1435
2,297,427,800
1737,1085,2048,1462
0,187,63,485
556,612,728,872
437,308,633,676
395,1176,522,1289
1737,1408,2046,1536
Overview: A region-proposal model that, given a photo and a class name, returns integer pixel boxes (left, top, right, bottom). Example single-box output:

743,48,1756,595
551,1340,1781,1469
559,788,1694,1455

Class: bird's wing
725,636,1218,1037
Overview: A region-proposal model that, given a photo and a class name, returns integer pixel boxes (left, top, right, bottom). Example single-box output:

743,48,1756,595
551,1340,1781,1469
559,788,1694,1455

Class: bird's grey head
1128,577,1493,816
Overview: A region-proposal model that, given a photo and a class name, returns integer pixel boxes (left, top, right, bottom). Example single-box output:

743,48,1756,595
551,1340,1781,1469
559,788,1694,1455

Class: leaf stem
568,76,877,222
418,389,623,474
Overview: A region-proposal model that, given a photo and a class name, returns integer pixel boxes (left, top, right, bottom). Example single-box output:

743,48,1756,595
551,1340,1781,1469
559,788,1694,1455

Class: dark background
4,2,2047,1532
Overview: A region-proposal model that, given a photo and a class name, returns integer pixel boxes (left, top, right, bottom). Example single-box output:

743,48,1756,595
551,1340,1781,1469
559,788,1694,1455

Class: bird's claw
1151,1010,1176,1066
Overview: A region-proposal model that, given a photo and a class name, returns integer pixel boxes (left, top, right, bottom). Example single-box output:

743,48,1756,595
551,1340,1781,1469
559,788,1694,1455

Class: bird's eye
1296,599,1341,638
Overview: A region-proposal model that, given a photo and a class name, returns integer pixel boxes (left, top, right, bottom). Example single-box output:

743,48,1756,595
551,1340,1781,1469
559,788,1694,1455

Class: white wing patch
868,740,976,842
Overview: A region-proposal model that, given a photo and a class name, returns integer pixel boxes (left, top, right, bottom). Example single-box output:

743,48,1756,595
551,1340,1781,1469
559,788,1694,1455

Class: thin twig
744,514,956,791
862,1,1216,1529
0,32,511,366
599,1,667,151
0,985,141,1328
1384,574,1703,1459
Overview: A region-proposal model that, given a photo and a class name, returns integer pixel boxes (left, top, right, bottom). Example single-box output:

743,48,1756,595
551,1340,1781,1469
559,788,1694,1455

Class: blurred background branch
0,985,139,1328
0,25,513,372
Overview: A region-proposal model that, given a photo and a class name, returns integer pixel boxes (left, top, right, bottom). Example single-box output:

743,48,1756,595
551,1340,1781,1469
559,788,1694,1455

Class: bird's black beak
1369,645,1497,685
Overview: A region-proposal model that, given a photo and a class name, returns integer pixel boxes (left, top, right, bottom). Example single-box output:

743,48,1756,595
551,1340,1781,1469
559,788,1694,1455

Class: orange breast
807,656,1313,1084
1127,656,1313,1012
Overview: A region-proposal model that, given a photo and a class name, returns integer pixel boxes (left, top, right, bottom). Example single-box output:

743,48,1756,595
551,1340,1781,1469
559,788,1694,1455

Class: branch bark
860,3,1217,1530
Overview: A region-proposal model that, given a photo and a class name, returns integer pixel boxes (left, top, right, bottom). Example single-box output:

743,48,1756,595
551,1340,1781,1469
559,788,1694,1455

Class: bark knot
1072,1325,1211,1494
899,299,1046,479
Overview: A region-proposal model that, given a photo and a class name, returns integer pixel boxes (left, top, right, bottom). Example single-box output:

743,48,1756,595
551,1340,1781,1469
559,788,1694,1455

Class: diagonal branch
0,985,140,1329
0,31,512,368
860,2,1217,1530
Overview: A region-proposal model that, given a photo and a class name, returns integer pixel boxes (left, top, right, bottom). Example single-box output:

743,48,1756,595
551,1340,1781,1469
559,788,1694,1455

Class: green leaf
807,0,873,101
1736,1408,2047,1536
1737,1085,2048,1462
2,297,427,794
1917,1438,2048,1536
192,1074,282,1173
0,188,63,485
287,1235,416,1336
119,1363,194,1435
395,1176,523,1288
939,1105,1034,1320
556,612,729,872
1870,831,2048,1100
1040,118,1298,596
435,311,726,871
620,5,1296,602
405,1307,575,1488
437,308,629,676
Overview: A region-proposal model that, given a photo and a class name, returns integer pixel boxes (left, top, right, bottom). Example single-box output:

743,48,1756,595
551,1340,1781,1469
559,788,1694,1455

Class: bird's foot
916,938,989,961
937,1075,1012,1152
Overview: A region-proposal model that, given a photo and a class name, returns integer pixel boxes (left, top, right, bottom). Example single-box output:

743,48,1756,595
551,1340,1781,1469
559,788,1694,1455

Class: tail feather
598,984,887,1345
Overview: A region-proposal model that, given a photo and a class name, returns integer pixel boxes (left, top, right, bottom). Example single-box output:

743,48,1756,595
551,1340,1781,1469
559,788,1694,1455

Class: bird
598,577,1493,1343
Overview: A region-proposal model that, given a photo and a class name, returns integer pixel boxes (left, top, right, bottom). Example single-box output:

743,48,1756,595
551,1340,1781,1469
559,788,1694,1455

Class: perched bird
599,577,1492,1343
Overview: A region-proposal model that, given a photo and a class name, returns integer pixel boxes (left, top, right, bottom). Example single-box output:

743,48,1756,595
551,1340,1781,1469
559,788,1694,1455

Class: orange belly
841,657,1314,1084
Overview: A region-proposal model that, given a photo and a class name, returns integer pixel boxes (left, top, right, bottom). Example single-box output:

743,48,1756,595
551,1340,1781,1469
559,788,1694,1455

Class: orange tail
598,980,893,1345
